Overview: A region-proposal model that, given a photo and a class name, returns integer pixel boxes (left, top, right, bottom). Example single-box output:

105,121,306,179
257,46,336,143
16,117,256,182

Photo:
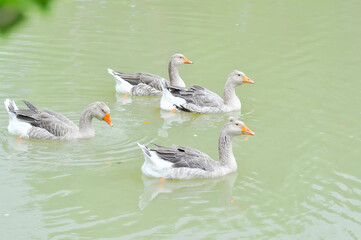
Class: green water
1,0,360,239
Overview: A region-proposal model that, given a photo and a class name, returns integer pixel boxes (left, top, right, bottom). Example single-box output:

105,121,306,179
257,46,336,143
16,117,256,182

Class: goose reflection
158,110,242,138
6,136,29,152
6,136,71,152
115,92,133,104
139,172,237,210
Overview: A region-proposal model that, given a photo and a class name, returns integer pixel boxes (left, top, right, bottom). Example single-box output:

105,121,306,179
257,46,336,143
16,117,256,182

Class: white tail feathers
4,99,18,113
108,68,133,94
4,99,31,138
160,87,186,111
138,142,173,178
137,143,151,158
108,68,122,84
107,68,117,77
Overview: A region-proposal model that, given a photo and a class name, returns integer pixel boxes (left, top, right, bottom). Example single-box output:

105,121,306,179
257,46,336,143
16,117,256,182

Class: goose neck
218,130,236,169
168,62,185,87
223,80,240,109
79,107,94,137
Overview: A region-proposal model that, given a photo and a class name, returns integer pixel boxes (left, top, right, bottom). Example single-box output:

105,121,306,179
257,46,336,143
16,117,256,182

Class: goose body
160,70,254,113
138,117,254,180
108,53,193,96
4,99,112,140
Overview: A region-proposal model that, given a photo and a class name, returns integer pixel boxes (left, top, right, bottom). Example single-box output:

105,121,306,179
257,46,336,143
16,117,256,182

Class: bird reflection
139,172,237,210
158,110,241,138
6,136,29,152
6,136,70,152
115,93,133,104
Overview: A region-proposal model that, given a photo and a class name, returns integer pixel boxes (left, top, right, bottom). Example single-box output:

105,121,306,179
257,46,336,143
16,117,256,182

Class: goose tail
108,68,133,94
137,142,152,158
160,87,186,111
4,99,31,137
4,99,18,115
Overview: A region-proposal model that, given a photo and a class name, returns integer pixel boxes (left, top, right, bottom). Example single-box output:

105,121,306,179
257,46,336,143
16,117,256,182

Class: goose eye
102,109,105,113
237,74,241,76
179,56,182,59
235,123,239,126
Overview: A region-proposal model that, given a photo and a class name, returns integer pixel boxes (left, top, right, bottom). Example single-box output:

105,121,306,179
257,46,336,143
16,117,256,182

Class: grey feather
109,53,192,96
153,145,217,172
22,100,39,112
169,85,226,113
161,70,251,113
111,70,170,96
139,117,252,180
42,108,78,129
132,83,162,96
6,100,111,140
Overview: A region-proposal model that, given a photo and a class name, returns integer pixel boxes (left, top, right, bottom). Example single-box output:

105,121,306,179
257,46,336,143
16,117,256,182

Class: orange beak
243,75,254,84
184,57,193,64
242,124,254,135
103,113,113,127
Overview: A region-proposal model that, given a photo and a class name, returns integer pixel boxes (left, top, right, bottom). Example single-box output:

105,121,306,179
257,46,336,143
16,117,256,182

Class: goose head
228,70,254,86
90,102,113,127
224,117,254,136
170,53,193,66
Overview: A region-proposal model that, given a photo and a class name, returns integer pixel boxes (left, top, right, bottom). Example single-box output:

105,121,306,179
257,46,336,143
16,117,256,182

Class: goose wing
27,127,62,140
154,144,217,171
132,83,162,96
112,71,170,91
14,101,74,137
42,108,78,129
17,111,73,137
169,85,224,108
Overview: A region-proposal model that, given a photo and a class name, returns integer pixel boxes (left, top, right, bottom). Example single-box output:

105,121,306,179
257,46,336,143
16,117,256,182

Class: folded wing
168,85,224,112
14,101,76,138
154,144,216,172
113,72,170,91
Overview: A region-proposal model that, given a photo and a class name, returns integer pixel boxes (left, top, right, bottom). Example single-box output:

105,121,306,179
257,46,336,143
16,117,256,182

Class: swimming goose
160,70,254,113
108,53,193,96
137,117,254,180
4,99,113,140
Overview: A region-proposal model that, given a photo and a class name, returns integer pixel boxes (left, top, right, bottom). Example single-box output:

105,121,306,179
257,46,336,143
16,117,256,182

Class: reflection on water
5,136,71,153
158,110,242,137
115,92,133,105
139,173,237,210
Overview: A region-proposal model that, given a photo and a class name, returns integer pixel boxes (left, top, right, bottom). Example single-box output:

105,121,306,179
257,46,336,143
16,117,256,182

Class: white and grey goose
160,70,254,113
108,53,193,96
137,117,254,180
4,99,113,140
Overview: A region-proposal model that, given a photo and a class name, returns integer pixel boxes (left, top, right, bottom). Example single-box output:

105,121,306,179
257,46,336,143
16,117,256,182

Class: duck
4,99,113,140
137,117,254,180
160,70,254,113
108,53,193,96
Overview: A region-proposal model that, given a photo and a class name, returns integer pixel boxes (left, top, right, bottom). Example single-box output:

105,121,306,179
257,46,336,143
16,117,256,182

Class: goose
4,99,113,140
137,117,254,180
108,53,193,96
160,70,254,113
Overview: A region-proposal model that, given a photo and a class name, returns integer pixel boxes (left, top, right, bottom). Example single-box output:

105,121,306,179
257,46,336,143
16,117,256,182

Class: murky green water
1,0,360,239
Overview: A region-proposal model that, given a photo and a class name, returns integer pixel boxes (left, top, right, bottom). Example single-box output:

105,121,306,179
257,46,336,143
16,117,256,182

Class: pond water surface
0,0,360,239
